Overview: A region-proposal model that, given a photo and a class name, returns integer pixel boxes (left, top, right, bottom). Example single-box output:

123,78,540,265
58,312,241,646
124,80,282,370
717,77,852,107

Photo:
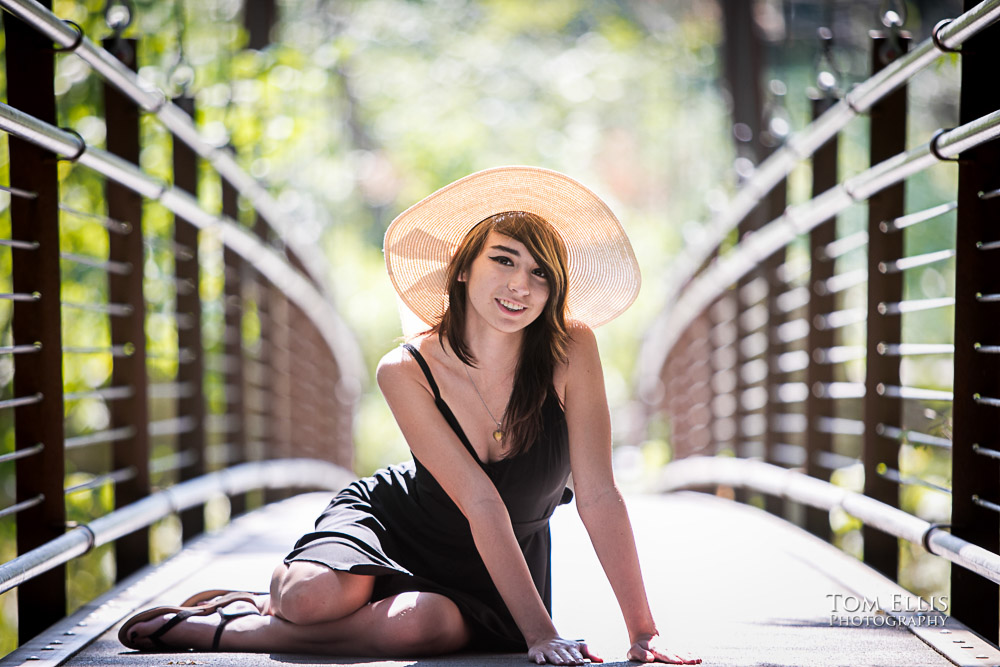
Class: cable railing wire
0,292,40,302
880,200,957,232
0,0,333,297
0,495,44,521
61,300,133,317
0,459,355,595
876,465,952,494
0,443,44,465
658,457,1000,586
0,393,43,410
0,343,41,355
58,203,131,234
0,237,39,250
639,0,1000,393
0,101,365,397
639,107,1000,396
0,182,37,199
63,467,136,496
877,424,952,449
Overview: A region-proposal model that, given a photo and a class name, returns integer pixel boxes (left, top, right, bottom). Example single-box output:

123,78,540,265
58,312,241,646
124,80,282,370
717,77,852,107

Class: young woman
119,166,700,665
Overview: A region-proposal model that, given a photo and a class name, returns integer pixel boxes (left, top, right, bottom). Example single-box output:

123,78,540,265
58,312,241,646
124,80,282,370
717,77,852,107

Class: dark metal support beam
951,0,1000,644
221,174,248,515
104,37,151,579
244,0,277,51
4,1,67,641
721,0,765,163
172,96,206,541
806,95,839,540
862,32,909,581
763,180,788,518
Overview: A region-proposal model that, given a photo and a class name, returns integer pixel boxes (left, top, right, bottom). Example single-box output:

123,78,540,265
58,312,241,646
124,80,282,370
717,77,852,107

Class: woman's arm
563,325,700,665
377,348,594,665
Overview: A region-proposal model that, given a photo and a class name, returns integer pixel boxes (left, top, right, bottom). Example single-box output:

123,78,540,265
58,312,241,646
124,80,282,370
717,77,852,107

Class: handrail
641,0,1000,395
0,0,333,298
656,457,1000,586
638,108,1000,397
0,459,355,596
0,101,366,398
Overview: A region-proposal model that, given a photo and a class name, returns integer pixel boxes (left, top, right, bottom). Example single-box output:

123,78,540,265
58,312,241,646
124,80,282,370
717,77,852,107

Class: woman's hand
528,636,603,665
627,633,701,664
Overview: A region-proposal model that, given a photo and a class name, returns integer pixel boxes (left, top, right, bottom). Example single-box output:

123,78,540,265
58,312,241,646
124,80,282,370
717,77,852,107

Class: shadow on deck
3,492,998,667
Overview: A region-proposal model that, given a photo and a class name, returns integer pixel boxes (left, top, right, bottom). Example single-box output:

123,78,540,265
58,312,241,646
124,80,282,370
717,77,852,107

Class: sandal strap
147,607,209,648
212,610,259,651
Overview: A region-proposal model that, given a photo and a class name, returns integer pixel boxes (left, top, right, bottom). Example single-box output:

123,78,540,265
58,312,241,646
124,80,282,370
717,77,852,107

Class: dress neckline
402,343,562,468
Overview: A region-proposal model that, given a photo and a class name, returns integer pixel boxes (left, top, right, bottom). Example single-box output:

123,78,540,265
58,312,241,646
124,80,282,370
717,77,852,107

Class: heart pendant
492,429,503,442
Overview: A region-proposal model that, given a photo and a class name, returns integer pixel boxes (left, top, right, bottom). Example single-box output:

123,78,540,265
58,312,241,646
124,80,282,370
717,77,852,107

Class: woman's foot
181,589,270,614
119,601,262,652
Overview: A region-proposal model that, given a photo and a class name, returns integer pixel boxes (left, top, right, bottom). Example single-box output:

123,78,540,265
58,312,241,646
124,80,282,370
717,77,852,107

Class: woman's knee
381,593,469,656
271,562,373,625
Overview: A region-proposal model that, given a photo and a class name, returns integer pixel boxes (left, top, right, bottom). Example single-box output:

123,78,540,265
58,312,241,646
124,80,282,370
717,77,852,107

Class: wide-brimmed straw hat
383,165,640,333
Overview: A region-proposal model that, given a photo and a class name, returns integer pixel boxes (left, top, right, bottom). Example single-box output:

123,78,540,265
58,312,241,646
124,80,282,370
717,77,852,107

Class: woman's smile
496,297,527,314
462,231,550,331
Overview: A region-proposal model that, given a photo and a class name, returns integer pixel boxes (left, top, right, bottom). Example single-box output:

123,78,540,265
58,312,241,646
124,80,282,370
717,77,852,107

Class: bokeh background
0,0,966,651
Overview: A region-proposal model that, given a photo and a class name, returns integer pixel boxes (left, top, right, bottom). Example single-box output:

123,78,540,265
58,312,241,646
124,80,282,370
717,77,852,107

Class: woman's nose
507,271,529,294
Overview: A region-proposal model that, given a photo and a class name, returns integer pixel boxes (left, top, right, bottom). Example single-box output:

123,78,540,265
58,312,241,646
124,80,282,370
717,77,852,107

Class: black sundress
284,343,573,651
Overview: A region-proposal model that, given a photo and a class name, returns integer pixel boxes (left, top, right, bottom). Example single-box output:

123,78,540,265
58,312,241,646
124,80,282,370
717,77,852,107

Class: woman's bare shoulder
554,321,598,401
375,335,438,394
564,320,599,363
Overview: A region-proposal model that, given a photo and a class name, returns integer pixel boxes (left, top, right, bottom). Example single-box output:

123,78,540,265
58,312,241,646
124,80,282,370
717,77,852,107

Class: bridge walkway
3,492,996,667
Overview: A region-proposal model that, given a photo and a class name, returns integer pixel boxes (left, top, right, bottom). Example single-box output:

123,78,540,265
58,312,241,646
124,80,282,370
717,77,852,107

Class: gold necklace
463,364,504,442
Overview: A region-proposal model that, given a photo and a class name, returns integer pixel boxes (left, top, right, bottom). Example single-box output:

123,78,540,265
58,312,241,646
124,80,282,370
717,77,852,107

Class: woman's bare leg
124,589,471,656
267,561,375,623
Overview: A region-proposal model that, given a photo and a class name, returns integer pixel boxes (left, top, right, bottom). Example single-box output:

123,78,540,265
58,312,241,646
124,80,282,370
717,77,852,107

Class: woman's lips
496,298,526,314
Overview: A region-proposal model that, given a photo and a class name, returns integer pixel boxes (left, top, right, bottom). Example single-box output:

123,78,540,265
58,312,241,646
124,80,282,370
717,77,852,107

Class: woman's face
460,230,551,334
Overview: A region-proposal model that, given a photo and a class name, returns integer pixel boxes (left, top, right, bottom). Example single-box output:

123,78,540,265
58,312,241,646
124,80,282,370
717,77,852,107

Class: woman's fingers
528,637,596,664
628,636,701,664
579,640,603,663
628,645,653,662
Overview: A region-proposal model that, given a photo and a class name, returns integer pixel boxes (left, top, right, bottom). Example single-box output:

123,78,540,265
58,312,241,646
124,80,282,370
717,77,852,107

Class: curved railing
640,0,1000,645
0,1,363,650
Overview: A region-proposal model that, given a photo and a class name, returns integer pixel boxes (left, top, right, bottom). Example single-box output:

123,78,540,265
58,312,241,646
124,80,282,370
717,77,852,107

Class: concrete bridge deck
3,491,999,667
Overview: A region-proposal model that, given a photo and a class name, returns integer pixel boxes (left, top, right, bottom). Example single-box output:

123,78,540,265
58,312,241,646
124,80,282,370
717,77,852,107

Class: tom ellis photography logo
827,594,949,627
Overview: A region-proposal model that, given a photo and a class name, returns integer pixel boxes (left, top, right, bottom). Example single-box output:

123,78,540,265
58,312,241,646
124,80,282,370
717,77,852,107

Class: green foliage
1,0,968,651
0,1,729,650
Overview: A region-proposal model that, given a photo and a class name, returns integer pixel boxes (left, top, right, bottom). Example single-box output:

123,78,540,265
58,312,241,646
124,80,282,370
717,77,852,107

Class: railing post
862,32,909,581
805,94,839,539
733,216,759,505
763,178,787,517
221,175,248,515
269,289,292,461
951,4,1000,644
172,96,207,540
289,306,312,459
104,36,151,579
244,0,277,51
3,2,67,641
709,296,738,457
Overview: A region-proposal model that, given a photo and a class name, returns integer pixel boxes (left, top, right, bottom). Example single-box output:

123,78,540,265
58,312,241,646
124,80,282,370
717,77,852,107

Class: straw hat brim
383,166,640,331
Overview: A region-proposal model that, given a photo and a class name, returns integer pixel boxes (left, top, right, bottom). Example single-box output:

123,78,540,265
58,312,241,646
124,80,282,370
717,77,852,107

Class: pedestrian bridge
3,0,1000,665
5,490,996,667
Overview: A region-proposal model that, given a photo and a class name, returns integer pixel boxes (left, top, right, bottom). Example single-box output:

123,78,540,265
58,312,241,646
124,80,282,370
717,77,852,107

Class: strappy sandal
180,589,266,608
118,601,258,652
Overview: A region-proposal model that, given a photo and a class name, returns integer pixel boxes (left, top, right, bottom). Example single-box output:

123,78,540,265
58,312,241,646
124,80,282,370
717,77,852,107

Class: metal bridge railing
640,0,1000,647
0,2,362,651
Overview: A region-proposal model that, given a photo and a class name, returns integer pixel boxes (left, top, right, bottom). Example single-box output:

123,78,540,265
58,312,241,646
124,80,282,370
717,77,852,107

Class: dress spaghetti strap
402,343,441,399
401,343,485,466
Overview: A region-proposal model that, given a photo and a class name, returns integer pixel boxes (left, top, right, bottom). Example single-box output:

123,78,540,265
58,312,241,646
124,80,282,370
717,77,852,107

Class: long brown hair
433,211,571,457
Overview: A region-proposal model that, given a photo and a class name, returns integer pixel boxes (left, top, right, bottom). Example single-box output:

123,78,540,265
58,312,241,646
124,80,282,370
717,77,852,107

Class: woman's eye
532,269,548,278
489,255,513,266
